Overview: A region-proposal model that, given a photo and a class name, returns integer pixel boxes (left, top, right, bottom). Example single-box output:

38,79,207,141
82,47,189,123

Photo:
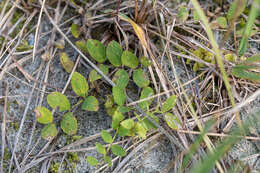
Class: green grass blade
221,0,246,46
232,65,260,81
227,0,247,21
244,53,260,65
190,110,260,173
238,0,260,55
181,120,214,171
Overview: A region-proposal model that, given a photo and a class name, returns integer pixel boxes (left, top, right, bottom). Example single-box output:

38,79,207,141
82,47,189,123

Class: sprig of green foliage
36,38,180,168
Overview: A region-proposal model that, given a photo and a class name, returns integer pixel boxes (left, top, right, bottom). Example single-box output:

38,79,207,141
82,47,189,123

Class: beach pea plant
35,38,181,168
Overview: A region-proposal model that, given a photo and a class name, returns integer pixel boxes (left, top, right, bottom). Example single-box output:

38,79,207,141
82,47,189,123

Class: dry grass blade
0,0,19,33
0,84,8,173
0,10,37,81
8,67,42,173
177,129,260,141
167,37,225,173
118,13,148,49
32,0,47,62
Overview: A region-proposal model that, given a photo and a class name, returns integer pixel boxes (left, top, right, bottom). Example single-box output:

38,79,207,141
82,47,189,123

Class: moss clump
188,48,214,72
49,161,60,173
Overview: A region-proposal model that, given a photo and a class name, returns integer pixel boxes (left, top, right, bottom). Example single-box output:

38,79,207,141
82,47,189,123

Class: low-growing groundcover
0,0,260,172
36,39,181,168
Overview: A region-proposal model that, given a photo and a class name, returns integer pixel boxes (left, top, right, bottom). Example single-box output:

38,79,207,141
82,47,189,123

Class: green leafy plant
35,71,98,140
70,23,80,38
238,0,260,55
106,40,123,67
60,52,74,73
81,39,180,167
61,112,78,135
37,38,180,169
37,1,259,171
121,50,138,69
232,54,260,82
86,39,106,63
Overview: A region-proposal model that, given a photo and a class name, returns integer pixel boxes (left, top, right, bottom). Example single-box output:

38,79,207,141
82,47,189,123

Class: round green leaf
96,142,106,155
164,113,181,130
121,50,138,69
35,106,53,124
71,23,80,38
142,118,156,130
118,126,129,137
111,145,126,156
86,156,98,166
139,87,154,110
47,92,70,111
61,112,77,135
161,95,177,113
101,130,113,144
133,69,150,88
112,86,126,106
142,112,159,130
81,96,99,111
71,72,89,97
60,52,74,73
120,119,135,130
117,106,131,113
112,111,124,129
135,122,147,139
86,39,106,63
76,40,88,52
41,123,58,140
112,69,129,89
106,41,123,67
